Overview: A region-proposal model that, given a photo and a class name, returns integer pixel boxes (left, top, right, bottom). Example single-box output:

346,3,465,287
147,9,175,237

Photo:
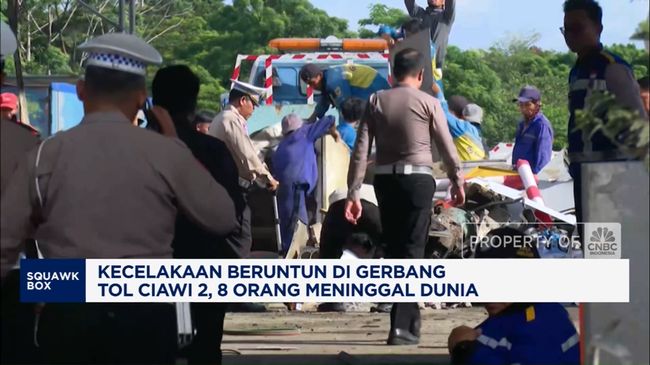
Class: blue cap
514,86,541,103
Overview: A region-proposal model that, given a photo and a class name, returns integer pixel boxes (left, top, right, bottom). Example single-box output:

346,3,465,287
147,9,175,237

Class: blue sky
309,0,649,51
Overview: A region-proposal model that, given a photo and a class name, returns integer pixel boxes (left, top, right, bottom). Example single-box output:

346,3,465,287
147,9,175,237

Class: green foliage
575,92,649,168
358,4,409,38
631,17,649,41
3,1,648,148
443,38,648,150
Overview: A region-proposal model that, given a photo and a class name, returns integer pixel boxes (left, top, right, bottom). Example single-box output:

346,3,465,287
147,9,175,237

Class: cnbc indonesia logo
585,223,621,259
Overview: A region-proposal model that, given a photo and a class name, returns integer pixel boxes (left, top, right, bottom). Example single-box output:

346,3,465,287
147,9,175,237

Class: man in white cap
1,32,237,364
209,80,279,256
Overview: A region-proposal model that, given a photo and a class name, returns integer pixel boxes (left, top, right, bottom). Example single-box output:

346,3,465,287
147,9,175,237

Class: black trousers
569,163,584,241
319,199,382,259
374,174,435,333
1,269,40,365
229,191,252,258
187,302,228,365
37,303,177,365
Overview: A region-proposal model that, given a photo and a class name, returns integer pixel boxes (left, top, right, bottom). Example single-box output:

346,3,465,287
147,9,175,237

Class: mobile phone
143,99,160,132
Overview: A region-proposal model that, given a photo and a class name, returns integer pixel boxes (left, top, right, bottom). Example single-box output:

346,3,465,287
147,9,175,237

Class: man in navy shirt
562,0,647,224
511,86,554,174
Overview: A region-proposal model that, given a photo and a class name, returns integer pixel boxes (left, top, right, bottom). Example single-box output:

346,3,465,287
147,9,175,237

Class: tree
358,4,408,39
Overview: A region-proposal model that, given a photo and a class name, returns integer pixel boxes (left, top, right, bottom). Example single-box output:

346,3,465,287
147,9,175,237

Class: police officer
0,20,42,365
300,63,391,125
1,21,39,195
208,80,279,255
562,0,647,225
345,48,464,345
0,33,237,364
152,65,243,365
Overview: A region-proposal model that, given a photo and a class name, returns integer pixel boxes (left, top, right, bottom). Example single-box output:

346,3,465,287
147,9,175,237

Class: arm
167,142,237,237
310,96,332,123
404,0,421,16
221,116,276,185
444,0,456,24
1,155,37,280
605,63,648,119
430,99,464,203
532,124,553,174
347,97,375,202
306,115,337,142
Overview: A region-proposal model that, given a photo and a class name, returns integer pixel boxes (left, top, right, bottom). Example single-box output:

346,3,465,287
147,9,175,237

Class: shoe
371,303,393,313
228,303,267,312
386,328,420,346
410,318,421,338
317,302,347,312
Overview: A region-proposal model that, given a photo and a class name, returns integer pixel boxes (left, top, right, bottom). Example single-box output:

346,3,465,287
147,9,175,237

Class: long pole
128,0,135,34
118,0,125,32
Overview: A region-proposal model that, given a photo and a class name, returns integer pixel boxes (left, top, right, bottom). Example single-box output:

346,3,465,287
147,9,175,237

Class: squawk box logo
585,223,621,259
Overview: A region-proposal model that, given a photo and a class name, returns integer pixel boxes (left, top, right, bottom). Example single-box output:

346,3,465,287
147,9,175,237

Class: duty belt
568,150,636,164
238,177,253,189
374,164,433,175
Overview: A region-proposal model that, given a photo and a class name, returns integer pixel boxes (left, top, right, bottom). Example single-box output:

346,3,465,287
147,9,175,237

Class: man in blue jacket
301,63,391,124
511,86,554,174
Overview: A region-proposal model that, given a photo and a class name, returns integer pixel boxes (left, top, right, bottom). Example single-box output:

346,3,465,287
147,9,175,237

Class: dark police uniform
567,45,647,224
172,120,244,365
0,33,237,365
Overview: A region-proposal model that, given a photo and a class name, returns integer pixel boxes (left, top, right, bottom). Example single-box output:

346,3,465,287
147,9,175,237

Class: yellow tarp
464,166,519,179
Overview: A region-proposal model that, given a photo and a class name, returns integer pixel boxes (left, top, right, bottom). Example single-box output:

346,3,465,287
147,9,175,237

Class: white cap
230,79,268,106
78,33,162,76
1,21,17,57
462,103,483,124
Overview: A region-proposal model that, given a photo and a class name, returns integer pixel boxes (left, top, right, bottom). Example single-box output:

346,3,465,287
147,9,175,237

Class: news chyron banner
20,259,628,303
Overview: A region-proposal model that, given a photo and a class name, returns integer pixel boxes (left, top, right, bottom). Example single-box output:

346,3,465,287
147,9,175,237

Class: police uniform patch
334,87,342,97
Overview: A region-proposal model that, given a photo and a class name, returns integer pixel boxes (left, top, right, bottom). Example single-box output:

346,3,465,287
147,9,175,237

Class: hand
332,130,341,143
448,325,480,352
267,178,279,192
329,125,341,143
344,199,363,225
450,182,465,206
150,105,177,137
431,81,441,96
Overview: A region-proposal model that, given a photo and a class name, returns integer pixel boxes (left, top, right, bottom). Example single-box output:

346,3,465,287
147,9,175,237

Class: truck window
253,67,299,102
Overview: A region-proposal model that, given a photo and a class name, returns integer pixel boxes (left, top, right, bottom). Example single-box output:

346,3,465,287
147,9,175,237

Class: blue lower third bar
20,259,86,303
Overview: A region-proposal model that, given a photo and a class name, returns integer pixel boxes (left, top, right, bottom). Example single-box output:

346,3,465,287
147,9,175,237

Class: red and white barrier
230,52,391,105
516,159,553,226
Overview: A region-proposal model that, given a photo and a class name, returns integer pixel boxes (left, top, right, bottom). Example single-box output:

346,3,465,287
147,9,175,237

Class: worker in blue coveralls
448,230,580,365
511,85,554,174
562,0,647,227
272,114,337,253
301,63,391,124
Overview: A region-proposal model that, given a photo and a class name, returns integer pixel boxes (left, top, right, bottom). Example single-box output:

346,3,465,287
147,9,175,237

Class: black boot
387,328,420,346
